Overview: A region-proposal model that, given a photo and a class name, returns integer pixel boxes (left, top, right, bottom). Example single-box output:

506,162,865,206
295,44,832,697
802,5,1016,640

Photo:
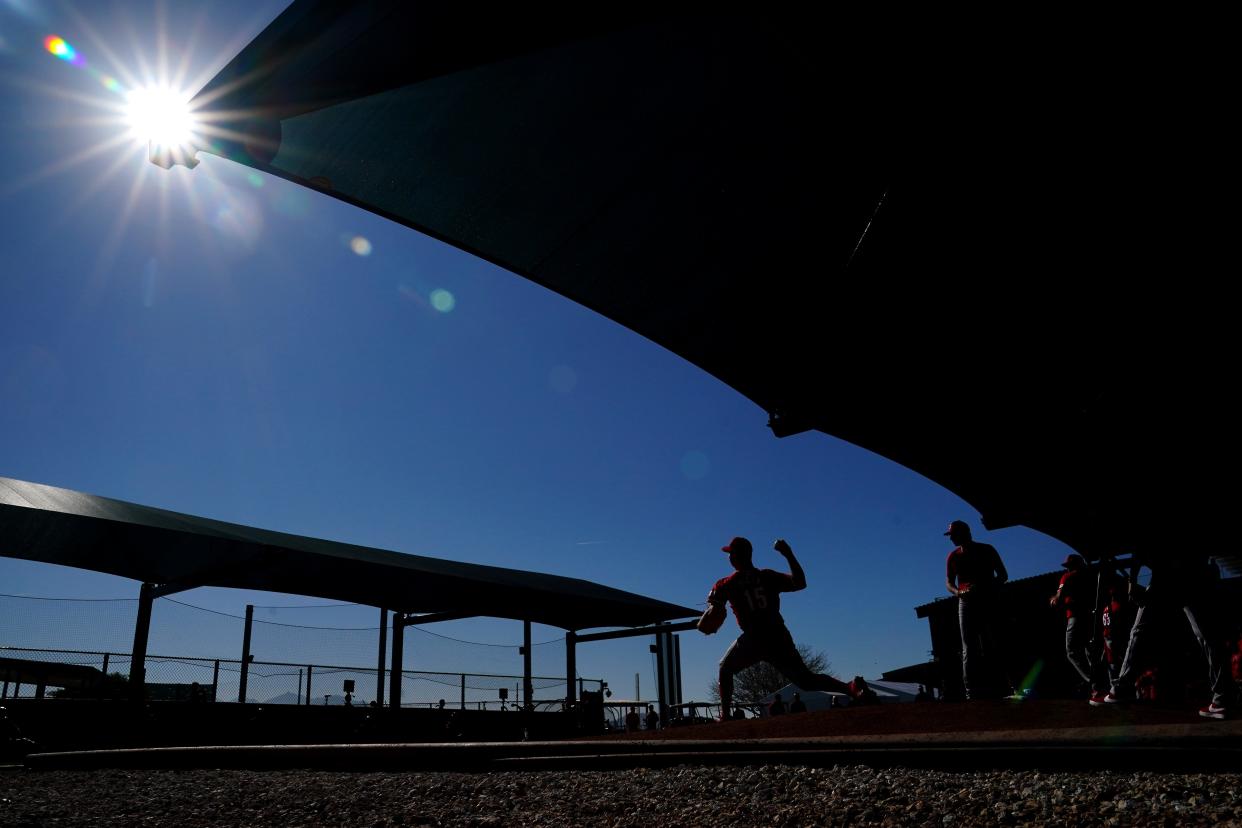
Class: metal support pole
652,627,668,726
101,653,110,675
376,608,388,709
129,582,155,702
673,634,683,706
297,669,303,705
523,620,533,710
460,674,465,710
35,680,46,700
238,604,254,704
306,665,314,705
565,631,577,707
1,681,7,698
390,613,404,709
212,660,220,702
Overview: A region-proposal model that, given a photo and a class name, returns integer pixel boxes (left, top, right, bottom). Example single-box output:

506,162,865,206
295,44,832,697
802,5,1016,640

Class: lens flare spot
348,235,372,256
397,284,426,306
430,288,455,313
680,450,711,480
549,365,577,393
100,74,123,94
1017,659,1044,697
273,187,310,217
210,192,263,254
245,172,264,189
43,35,80,64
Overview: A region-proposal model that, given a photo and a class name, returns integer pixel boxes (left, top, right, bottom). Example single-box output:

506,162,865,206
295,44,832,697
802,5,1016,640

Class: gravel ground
4,765,1242,827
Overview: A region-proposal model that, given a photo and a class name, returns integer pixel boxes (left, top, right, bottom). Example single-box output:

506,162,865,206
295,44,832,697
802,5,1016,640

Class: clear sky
0,0,1076,706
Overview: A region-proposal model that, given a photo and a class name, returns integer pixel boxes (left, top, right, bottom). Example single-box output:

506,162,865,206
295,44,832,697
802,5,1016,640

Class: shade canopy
0,477,697,630
184,3,1231,566
0,657,103,689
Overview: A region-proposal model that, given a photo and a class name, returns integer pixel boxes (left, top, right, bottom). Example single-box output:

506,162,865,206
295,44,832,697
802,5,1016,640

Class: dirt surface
601,700,1224,742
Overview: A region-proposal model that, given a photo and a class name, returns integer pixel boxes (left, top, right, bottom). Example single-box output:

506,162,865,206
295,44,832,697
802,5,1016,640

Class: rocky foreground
3,764,1242,826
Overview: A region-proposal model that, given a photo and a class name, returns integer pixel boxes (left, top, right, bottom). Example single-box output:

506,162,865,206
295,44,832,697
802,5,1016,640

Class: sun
124,85,199,150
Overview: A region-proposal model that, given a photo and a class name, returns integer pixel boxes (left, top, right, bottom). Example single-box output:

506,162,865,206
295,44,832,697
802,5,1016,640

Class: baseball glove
697,603,727,635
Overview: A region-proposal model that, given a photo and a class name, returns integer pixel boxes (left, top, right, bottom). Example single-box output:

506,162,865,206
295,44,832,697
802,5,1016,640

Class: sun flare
124,85,198,149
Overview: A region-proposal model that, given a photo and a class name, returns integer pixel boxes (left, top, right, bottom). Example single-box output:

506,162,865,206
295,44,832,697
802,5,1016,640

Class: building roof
181,3,1233,568
0,477,697,630
0,656,103,688
915,571,1063,617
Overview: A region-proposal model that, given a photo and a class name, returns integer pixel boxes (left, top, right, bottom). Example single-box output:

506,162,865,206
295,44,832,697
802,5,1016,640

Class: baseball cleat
1199,703,1227,720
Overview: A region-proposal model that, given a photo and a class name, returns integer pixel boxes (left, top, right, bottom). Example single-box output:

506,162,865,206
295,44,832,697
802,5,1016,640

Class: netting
0,593,594,707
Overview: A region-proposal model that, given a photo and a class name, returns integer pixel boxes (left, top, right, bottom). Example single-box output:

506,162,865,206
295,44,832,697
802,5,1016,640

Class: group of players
698,522,1237,721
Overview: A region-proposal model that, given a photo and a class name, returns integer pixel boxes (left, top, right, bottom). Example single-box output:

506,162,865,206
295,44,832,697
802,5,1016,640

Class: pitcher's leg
1065,615,1095,686
1183,602,1234,707
718,635,761,716
958,597,977,698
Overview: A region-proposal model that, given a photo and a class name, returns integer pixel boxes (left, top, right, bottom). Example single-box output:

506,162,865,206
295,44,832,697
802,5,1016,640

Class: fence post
212,660,220,702
460,674,465,710
238,604,254,704
522,620,533,710
673,634,683,707
376,608,387,709
652,626,667,727
390,613,404,709
297,669,303,705
565,631,577,707
101,652,110,675
306,665,313,706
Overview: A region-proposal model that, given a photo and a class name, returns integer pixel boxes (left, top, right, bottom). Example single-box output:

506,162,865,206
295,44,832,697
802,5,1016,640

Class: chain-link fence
0,594,598,708
0,644,595,710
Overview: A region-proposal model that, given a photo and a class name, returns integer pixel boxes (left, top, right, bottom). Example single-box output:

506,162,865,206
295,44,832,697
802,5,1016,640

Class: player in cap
1049,553,1098,700
697,535,861,720
1106,550,1235,718
944,519,1013,699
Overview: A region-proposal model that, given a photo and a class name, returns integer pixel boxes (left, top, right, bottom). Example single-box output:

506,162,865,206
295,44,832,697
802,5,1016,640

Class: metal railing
0,646,599,709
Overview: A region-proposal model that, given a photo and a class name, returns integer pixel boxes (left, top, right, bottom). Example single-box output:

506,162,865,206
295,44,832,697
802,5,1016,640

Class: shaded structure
174,2,1233,569
0,476,696,716
904,567,1242,702
1,657,102,700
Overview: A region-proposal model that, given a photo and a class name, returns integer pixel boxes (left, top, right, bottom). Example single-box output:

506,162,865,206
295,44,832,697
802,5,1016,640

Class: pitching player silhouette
698,536,861,720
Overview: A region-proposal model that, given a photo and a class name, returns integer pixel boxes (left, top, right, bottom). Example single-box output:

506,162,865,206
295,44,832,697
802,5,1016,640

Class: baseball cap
1062,553,1085,569
944,520,970,537
721,536,753,557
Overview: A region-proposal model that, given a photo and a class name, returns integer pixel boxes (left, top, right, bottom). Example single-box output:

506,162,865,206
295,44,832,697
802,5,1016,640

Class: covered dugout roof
184,3,1232,567
0,477,697,630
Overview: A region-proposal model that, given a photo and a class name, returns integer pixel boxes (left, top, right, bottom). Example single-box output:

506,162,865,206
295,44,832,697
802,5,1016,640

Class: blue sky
0,0,1076,705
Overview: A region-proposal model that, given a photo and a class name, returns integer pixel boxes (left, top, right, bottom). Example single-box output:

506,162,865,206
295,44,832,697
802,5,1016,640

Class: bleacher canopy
0,477,697,630
0,657,103,689
183,3,1230,565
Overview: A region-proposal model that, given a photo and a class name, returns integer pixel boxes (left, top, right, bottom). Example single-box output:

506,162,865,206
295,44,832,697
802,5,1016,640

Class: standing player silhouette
698,536,861,720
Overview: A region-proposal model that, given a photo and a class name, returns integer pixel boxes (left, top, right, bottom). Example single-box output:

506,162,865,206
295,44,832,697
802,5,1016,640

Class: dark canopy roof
0,657,103,689
0,477,697,630
186,3,1230,566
